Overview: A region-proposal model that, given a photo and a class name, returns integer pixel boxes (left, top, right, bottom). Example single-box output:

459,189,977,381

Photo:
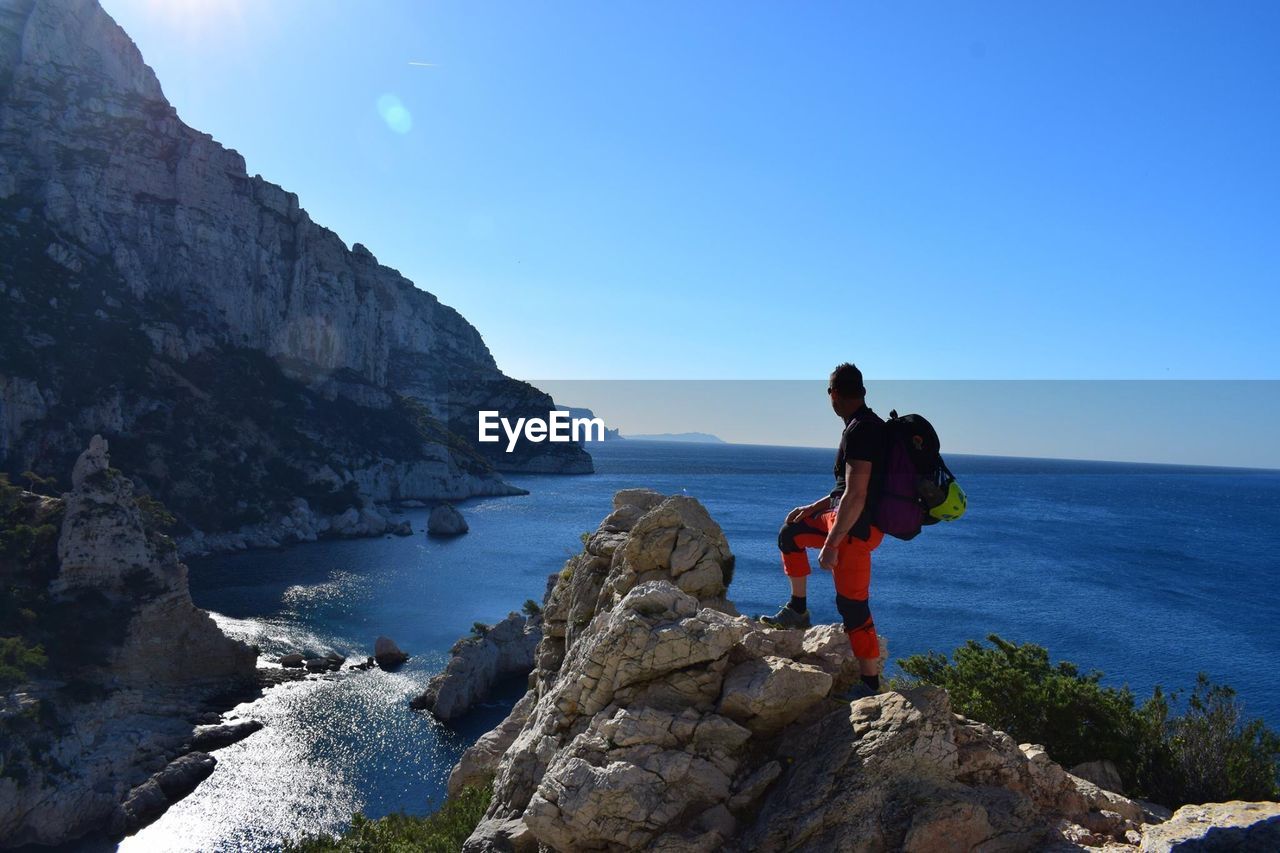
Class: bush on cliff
281,782,492,853
896,633,1280,808
0,636,47,688
0,473,62,576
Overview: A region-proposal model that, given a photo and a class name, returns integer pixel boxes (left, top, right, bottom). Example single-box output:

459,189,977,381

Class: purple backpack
873,411,954,541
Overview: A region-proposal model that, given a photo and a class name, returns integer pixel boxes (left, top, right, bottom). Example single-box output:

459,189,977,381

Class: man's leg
778,510,832,592
762,510,833,627
833,527,886,689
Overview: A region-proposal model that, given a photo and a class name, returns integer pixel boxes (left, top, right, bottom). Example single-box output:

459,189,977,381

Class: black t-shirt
830,404,888,541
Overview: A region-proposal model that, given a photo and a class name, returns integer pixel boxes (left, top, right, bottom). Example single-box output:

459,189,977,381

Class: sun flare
129,0,251,43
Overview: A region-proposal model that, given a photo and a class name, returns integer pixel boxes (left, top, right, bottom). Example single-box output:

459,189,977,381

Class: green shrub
19,471,57,496
0,636,47,688
134,493,176,532
282,782,493,852
521,599,541,617
1163,673,1280,805
0,522,58,568
897,633,1280,807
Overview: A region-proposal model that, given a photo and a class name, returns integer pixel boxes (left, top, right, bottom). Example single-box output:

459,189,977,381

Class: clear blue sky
100,0,1278,383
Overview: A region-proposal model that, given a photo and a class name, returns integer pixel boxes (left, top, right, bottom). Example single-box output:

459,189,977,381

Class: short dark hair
829,362,866,398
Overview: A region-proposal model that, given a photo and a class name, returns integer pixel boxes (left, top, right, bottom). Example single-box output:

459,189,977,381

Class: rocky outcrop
427,502,469,536
1137,801,1280,852
51,435,256,687
188,719,264,752
453,490,1270,852
374,636,409,669
412,612,541,720
0,0,589,550
109,752,217,838
0,436,259,848
1070,758,1126,795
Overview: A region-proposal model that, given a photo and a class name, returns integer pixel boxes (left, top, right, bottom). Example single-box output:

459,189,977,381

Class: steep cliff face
0,436,258,848
0,0,590,545
451,490,1192,852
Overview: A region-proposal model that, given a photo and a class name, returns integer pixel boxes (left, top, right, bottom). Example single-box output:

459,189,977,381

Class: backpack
873,410,965,541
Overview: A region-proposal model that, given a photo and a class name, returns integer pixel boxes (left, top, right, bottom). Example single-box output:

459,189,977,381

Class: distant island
622,432,727,444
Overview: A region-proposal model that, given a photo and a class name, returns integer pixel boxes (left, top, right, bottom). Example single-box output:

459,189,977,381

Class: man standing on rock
760,362,888,700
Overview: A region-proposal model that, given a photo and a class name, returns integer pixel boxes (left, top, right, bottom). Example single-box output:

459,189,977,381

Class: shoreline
174,488,532,560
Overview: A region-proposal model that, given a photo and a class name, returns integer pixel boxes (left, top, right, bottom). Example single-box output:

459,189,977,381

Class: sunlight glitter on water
208,611,360,661
120,664,466,852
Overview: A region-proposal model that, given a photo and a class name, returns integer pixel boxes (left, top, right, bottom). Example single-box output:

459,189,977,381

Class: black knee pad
835,594,872,632
778,518,822,554
778,522,799,553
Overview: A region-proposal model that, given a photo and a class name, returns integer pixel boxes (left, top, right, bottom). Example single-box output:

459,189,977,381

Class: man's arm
818,460,871,570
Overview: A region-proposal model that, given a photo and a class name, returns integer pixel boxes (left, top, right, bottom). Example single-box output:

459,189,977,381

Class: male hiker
760,362,888,700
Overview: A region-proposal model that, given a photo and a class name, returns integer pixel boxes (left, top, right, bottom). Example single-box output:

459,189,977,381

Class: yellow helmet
928,480,967,522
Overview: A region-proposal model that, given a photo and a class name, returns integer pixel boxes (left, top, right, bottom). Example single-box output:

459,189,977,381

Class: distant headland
623,432,727,444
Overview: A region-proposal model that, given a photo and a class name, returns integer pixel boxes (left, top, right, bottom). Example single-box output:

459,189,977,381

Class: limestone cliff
0,0,590,550
0,436,258,847
451,490,1270,852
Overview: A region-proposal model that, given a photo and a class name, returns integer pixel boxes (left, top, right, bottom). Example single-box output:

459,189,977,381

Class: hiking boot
758,604,811,630
836,682,879,702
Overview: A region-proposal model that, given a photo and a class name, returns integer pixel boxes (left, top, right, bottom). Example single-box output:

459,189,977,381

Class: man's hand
786,504,814,524
818,541,839,571
787,498,828,524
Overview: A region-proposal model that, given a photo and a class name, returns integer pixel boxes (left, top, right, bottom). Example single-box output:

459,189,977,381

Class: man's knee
835,594,871,631
779,513,827,553
778,520,807,553
839,593,879,660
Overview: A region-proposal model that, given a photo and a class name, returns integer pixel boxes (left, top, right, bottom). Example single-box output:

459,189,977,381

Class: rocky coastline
0,437,261,847
434,488,1280,852
411,610,543,720
0,437,441,847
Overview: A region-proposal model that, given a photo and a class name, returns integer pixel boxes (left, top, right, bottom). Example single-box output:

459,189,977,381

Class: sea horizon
606,437,1280,475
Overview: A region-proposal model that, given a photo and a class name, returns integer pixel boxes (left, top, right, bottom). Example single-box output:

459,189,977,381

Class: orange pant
778,508,884,659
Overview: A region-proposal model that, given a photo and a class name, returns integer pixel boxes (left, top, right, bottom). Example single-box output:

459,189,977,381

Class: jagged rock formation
49,435,256,687
0,436,258,848
412,611,541,720
451,489,1267,852
0,0,590,553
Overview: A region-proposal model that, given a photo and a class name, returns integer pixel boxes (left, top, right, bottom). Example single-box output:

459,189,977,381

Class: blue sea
112,440,1279,852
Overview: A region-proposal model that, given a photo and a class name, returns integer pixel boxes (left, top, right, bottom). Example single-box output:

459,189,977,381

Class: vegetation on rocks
0,635,46,689
1,472,63,686
896,633,1280,808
